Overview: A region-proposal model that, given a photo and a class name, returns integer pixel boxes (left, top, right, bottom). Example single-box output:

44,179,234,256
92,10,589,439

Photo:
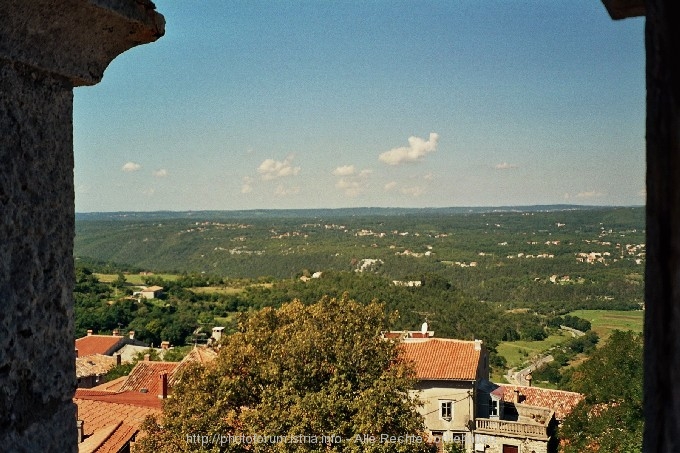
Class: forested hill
75,206,644,310
75,205,613,222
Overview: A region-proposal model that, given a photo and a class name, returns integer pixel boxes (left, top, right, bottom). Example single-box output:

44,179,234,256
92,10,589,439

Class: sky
73,1,646,212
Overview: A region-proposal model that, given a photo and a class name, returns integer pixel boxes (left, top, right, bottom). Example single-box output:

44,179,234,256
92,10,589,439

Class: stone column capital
0,0,164,86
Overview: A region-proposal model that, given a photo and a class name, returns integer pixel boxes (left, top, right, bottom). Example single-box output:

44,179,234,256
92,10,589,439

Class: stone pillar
0,2,163,451
643,1,680,450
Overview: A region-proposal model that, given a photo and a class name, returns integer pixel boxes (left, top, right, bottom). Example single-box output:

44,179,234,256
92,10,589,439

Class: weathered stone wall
0,60,77,451
0,2,164,451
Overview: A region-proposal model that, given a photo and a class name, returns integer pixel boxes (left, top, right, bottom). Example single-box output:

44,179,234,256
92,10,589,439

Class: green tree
137,295,436,452
559,330,643,452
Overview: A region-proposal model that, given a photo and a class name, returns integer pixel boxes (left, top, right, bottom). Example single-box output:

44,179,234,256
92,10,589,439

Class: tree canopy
559,330,643,452
137,296,436,452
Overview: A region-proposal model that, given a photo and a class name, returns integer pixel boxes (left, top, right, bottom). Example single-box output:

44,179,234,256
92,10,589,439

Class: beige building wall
413,380,477,451
475,434,548,453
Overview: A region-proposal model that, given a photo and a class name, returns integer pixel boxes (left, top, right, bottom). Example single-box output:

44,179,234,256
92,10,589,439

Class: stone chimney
129,330,135,340
76,420,85,443
474,339,483,351
513,389,520,404
159,372,168,399
112,328,120,337
87,330,93,336
144,354,150,362
160,340,170,350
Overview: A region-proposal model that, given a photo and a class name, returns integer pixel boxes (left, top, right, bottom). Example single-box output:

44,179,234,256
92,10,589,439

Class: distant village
74,317,582,453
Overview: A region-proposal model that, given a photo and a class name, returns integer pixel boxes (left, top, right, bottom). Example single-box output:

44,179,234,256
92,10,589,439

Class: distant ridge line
76,205,642,221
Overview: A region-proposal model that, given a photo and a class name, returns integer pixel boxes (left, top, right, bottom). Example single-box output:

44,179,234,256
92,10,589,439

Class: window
440,400,453,420
489,398,498,417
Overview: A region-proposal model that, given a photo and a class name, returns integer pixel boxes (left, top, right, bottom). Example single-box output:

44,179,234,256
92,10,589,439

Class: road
504,354,554,386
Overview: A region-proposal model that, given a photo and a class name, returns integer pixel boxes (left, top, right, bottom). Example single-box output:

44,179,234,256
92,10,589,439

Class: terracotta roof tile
78,421,121,453
75,389,163,409
499,385,584,420
169,346,218,386
76,335,125,357
400,339,482,380
90,376,127,392
118,361,178,396
75,393,161,453
94,423,137,453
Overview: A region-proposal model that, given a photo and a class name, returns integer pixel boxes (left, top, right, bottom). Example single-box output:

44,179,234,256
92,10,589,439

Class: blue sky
73,1,645,212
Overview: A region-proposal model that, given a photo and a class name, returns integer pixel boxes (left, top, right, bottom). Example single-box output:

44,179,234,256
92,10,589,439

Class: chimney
159,372,168,399
87,329,93,336
128,330,135,340
144,354,150,361
474,339,482,351
112,328,120,337
526,374,533,387
513,389,520,404
75,348,78,358
161,341,170,350
76,420,85,443
116,353,121,366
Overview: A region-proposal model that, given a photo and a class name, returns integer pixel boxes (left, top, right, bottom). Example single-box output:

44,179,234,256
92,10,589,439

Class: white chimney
421,322,428,337
129,330,135,340
474,339,482,351
86,329,93,336
77,420,85,443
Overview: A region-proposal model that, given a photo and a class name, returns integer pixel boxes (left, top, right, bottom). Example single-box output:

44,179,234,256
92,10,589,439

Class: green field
496,331,571,369
569,309,644,340
95,273,179,285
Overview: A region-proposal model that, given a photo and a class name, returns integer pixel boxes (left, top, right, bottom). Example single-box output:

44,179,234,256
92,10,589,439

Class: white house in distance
400,334,560,453
139,285,163,299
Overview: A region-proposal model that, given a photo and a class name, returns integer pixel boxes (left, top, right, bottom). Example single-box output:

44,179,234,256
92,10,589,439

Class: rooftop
499,384,584,421
75,390,161,453
400,338,483,381
118,361,178,396
76,354,118,378
75,335,125,357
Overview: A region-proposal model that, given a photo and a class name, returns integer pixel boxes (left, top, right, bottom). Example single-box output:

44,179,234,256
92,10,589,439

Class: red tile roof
90,376,127,393
170,346,217,385
118,361,178,396
76,335,125,357
93,423,137,453
499,385,584,420
75,389,163,409
75,391,161,453
400,339,483,380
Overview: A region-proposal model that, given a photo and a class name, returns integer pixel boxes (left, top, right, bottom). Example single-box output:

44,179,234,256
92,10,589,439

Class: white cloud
152,169,168,177
575,190,604,199
241,176,254,194
423,172,434,181
379,132,439,166
335,178,365,197
495,162,518,170
566,190,605,200
332,165,356,176
274,185,300,196
333,167,372,197
122,162,141,172
400,186,425,197
384,181,398,191
257,156,300,180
